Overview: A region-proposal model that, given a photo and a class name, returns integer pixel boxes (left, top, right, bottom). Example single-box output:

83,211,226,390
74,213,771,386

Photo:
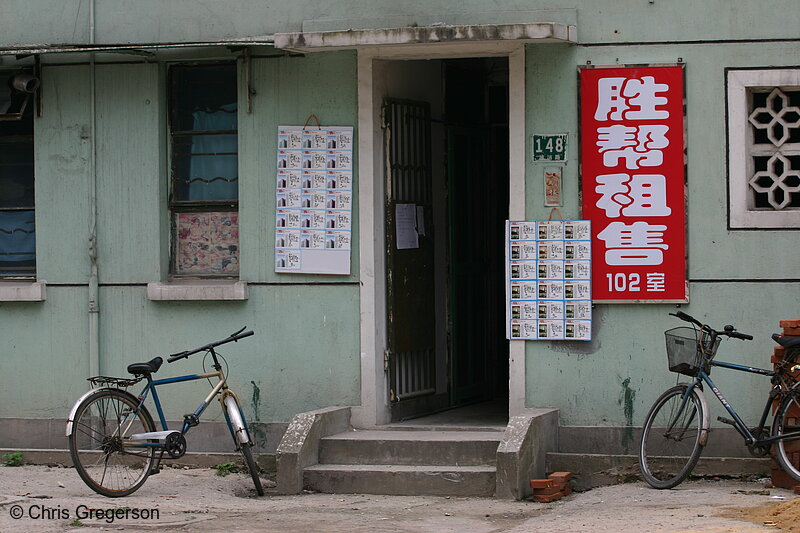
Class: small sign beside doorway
531,133,568,162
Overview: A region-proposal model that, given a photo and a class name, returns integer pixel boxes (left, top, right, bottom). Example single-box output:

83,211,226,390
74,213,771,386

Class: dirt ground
0,465,798,532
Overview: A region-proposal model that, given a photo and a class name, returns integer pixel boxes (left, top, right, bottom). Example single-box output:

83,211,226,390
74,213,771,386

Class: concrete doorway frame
353,43,527,428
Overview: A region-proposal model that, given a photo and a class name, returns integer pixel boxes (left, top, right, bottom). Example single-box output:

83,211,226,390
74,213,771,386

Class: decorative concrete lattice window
728,69,800,228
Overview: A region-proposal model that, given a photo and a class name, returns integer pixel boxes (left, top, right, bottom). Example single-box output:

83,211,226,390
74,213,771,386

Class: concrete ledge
304,464,496,496
547,453,772,491
1,418,287,454
276,406,351,494
0,280,46,301
0,449,277,474
274,23,577,52
495,408,559,500
147,280,248,301
558,425,753,457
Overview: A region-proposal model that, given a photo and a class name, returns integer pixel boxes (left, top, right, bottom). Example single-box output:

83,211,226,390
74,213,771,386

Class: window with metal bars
0,72,35,278
168,63,239,276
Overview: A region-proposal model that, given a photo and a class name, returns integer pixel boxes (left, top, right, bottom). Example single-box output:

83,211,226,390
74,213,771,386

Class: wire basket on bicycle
665,326,719,376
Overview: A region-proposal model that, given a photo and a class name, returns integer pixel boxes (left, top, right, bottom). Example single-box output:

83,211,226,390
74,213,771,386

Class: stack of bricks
529,472,573,503
770,319,800,489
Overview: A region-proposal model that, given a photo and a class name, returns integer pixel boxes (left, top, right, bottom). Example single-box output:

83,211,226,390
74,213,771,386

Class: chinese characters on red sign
580,66,687,302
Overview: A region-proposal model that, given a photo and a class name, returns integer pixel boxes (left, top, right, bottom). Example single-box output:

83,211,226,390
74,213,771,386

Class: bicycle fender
679,382,710,446
65,387,137,436
221,392,250,445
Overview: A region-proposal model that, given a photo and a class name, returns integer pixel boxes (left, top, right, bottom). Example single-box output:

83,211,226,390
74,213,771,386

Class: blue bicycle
639,311,800,489
66,327,263,497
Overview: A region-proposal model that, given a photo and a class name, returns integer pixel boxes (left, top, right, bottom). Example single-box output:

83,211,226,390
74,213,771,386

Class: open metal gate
383,98,436,405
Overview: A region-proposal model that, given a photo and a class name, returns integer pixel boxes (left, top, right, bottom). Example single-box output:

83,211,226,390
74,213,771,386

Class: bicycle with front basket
638,311,800,489
66,327,264,497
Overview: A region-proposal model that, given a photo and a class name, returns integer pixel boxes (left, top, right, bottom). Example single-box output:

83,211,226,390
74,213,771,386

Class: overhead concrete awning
273,23,577,53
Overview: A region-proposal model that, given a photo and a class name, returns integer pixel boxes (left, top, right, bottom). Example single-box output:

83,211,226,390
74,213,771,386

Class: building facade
1,1,798,462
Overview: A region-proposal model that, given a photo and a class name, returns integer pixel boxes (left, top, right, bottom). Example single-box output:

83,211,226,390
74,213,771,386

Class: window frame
166,61,240,278
0,69,36,279
727,67,800,229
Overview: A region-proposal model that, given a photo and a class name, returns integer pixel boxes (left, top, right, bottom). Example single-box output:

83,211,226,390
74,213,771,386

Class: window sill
0,280,46,301
147,280,248,301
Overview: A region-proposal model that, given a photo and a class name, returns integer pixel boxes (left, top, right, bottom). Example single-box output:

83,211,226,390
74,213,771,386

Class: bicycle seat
772,333,800,349
127,357,163,376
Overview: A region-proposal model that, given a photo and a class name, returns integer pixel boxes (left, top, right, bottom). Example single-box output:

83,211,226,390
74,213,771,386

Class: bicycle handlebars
167,327,254,363
670,311,754,340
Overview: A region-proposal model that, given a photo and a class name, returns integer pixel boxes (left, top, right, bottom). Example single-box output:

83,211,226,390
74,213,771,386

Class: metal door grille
384,98,435,402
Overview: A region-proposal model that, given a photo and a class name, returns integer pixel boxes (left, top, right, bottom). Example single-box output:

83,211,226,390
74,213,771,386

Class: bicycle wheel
223,394,264,496
69,388,156,497
772,392,800,483
241,442,264,496
639,385,706,489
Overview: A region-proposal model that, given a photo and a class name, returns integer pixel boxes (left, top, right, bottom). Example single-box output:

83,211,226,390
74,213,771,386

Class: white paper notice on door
395,203,419,250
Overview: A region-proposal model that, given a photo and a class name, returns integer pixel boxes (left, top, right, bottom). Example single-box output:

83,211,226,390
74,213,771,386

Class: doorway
382,57,510,421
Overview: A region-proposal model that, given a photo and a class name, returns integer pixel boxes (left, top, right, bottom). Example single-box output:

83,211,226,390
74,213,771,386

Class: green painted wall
0,288,90,416
0,51,360,423
98,285,360,423
239,52,359,283
1,1,798,47
35,65,92,284
525,40,800,426
1,1,799,440
95,64,162,283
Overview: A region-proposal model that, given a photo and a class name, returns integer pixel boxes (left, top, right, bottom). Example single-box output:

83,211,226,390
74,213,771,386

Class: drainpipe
87,0,100,378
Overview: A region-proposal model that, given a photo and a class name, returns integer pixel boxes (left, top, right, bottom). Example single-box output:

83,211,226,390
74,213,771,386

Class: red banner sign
580,66,686,302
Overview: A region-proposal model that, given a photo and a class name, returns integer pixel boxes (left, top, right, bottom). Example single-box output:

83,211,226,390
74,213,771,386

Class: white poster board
506,220,593,341
274,126,354,275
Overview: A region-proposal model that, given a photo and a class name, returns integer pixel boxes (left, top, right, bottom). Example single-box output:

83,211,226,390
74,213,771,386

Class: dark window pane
0,139,34,208
171,133,238,201
169,63,238,204
170,65,237,132
0,210,35,274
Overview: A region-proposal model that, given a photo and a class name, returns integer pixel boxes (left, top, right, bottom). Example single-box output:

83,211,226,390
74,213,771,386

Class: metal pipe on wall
87,0,100,378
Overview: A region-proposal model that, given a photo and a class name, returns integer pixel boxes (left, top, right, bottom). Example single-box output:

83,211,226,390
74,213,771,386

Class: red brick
533,491,566,503
548,471,573,482
784,328,800,336
773,346,786,365
534,485,568,496
771,467,799,489
780,319,800,328
530,479,553,489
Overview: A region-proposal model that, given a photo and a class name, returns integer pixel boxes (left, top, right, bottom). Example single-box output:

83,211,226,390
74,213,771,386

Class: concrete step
304,464,496,496
319,429,503,466
547,452,771,491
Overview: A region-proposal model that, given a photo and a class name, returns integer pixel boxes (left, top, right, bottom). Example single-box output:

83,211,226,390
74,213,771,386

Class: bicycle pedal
717,416,736,425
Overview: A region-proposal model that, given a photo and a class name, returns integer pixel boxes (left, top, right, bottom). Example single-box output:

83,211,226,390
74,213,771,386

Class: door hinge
384,350,391,372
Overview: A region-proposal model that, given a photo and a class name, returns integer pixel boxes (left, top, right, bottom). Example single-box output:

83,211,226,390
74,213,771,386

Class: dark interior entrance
446,59,510,406
384,57,509,421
